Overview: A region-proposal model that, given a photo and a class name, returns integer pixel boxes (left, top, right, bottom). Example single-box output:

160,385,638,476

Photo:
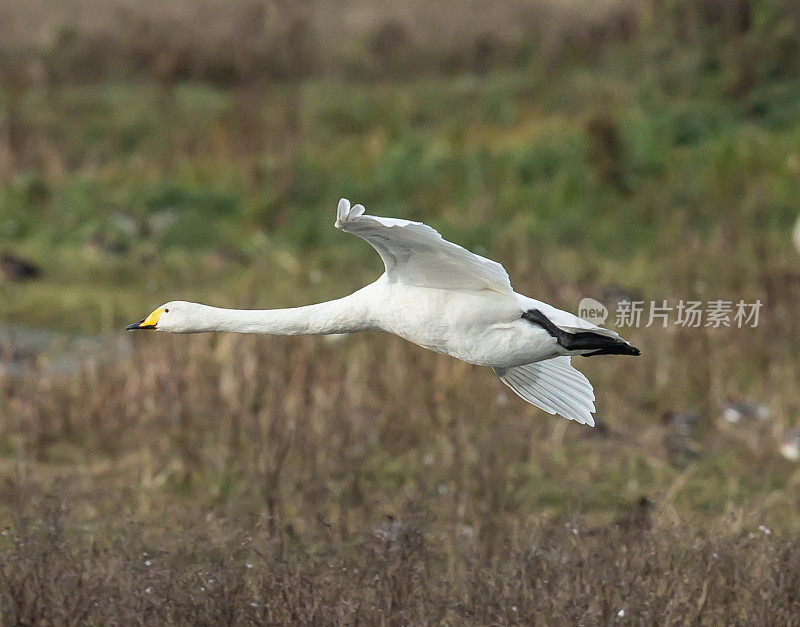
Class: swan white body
128,199,640,426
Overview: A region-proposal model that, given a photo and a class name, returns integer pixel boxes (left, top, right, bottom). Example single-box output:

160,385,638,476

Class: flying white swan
127,199,640,426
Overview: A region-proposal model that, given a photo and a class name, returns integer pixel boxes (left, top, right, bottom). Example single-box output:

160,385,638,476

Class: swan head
126,301,210,333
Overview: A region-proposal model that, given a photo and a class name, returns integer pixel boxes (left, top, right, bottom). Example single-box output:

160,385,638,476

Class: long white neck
180,286,376,335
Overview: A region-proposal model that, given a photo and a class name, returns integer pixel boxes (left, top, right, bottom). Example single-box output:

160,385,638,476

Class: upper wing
493,357,596,426
335,198,513,294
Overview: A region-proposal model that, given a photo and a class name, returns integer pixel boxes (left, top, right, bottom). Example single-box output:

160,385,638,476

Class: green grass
3,60,800,331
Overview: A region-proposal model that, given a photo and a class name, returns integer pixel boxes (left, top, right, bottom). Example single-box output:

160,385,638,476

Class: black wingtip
620,342,642,357
581,343,641,358
522,308,641,357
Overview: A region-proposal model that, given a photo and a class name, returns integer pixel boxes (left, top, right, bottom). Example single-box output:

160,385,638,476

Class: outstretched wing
493,357,596,426
335,198,513,294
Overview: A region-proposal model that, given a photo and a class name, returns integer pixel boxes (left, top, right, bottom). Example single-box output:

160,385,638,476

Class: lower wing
493,356,596,426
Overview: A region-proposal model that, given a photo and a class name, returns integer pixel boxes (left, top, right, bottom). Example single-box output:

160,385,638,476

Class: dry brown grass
2,474,800,623
0,309,799,622
0,0,642,85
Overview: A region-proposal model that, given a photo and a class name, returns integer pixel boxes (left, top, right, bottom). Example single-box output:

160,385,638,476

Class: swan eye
164,309,169,313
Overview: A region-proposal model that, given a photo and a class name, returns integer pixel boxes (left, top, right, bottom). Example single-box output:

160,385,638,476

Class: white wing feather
335,198,513,294
493,357,596,426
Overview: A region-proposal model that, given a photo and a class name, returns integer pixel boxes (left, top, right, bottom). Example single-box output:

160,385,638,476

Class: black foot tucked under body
522,309,641,357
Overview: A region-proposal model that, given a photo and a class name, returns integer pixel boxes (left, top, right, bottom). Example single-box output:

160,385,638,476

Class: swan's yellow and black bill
126,308,164,330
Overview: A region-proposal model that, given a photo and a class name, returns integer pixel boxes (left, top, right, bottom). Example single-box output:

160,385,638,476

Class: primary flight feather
128,199,640,426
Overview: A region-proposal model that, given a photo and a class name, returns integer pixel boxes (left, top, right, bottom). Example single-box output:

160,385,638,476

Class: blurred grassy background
2,0,800,622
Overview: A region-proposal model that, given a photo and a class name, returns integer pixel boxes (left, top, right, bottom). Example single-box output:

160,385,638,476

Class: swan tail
493,357,596,426
522,309,640,357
